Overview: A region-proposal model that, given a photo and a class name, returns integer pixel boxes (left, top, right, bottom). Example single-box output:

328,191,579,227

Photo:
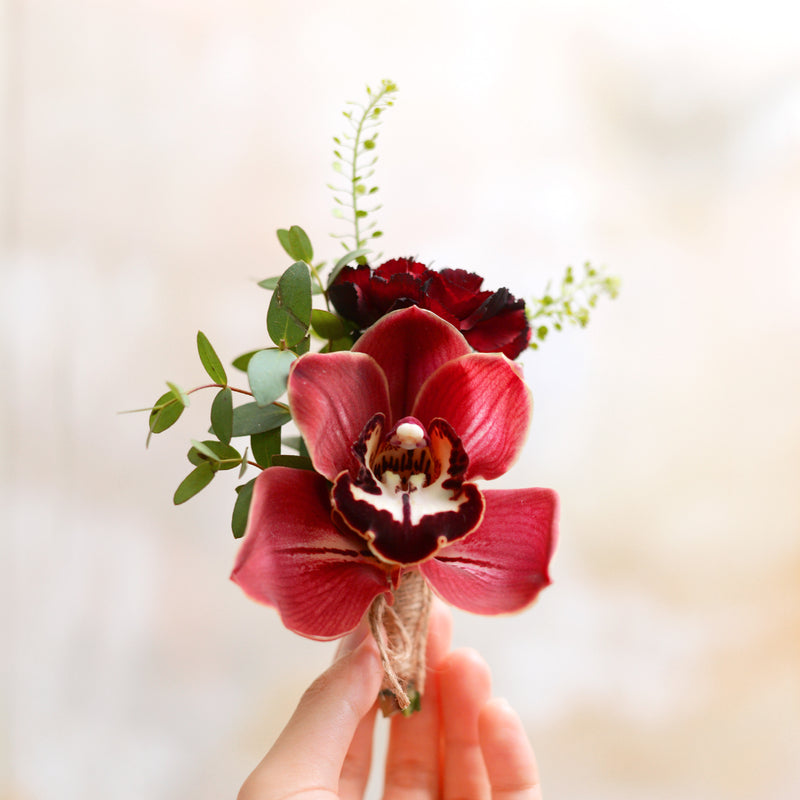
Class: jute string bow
368,570,432,715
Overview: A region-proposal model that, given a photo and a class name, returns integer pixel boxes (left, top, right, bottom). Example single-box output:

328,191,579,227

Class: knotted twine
368,569,432,715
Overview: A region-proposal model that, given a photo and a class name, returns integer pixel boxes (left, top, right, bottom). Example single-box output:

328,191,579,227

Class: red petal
426,269,489,318
368,272,426,315
375,258,429,279
288,351,391,481
353,306,471,424
231,467,391,640
411,353,532,480
420,488,558,614
464,305,531,359
327,264,375,327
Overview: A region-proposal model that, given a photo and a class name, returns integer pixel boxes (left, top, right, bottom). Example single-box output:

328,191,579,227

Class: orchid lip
332,413,485,566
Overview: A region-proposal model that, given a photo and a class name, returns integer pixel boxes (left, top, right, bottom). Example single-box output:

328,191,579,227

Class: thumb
239,635,383,798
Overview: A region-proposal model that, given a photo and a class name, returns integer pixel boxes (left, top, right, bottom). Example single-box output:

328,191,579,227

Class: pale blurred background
2,1,799,798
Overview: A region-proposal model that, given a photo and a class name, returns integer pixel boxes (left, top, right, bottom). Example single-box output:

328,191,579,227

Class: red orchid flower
231,306,557,640
328,258,532,359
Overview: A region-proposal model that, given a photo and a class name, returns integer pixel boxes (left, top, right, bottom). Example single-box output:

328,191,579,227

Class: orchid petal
231,467,391,640
353,306,471,423
420,488,558,615
411,353,533,480
288,351,391,481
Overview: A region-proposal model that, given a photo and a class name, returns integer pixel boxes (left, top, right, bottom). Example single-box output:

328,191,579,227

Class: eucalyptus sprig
528,262,621,349
130,246,327,535
329,79,398,254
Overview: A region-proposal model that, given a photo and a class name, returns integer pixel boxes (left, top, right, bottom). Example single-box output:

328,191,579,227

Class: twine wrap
368,570,432,715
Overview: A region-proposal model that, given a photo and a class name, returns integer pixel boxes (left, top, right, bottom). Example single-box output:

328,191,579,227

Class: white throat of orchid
331,414,485,565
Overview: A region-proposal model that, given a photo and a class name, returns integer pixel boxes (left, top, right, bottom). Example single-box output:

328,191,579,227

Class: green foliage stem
528,262,621,350
330,79,398,253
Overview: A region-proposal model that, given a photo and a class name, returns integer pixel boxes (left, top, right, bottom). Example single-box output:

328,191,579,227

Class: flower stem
369,569,432,716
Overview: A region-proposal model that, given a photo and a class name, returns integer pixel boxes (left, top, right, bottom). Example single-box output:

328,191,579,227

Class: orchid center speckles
331,413,484,565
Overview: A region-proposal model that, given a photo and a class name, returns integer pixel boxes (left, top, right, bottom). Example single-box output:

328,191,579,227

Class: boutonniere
132,79,619,714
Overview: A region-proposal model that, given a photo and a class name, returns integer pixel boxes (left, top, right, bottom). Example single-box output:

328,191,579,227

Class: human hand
238,602,542,800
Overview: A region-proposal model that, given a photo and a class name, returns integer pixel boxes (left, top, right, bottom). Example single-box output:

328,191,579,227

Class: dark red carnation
328,258,531,359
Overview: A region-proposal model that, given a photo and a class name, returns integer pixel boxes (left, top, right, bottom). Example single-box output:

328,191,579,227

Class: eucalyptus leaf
310,309,350,340
230,402,291,436
210,387,233,444
276,228,292,258
188,439,242,470
270,455,315,471
231,478,256,538
294,336,311,355
251,428,281,468
232,350,260,372
173,463,215,505
196,331,227,385
166,382,189,408
276,225,313,263
281,435,302,453
247,349,297,407
267,261,312,348
189,439,220,461
288,226,313,262
328,248,371,286
321,335,355,353
149,391,184,434
260,272,323,295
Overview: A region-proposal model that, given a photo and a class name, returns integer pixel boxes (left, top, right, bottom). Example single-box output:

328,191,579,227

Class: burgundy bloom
329,258,531,359
231,306,557,640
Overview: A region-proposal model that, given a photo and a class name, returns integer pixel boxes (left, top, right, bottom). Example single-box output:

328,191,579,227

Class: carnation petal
231,467,391,640
353,306,471,423
288,351,391,480
420,487,558,614
412,353,533,480
463,303,531,359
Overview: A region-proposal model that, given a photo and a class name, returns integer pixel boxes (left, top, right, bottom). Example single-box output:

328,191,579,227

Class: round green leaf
251,428,281,468
230,402,291,436
231,478,256,538
187,439,242,470
258,276,279,291
166,382,189,407
294,336,311,355
247,349,297,407
321,334,355,353
276,228,293,258
149,391,184,434
267,261,312,348
210,387,233,444
270,454,315,471
276,225,313,263
173,463,215,505
310,309,350,340
197,331,227,385
288,225,313,262
232,350,260,372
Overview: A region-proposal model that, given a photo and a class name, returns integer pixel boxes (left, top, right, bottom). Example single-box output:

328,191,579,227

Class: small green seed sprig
329,79,398,255
528,262,621,349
